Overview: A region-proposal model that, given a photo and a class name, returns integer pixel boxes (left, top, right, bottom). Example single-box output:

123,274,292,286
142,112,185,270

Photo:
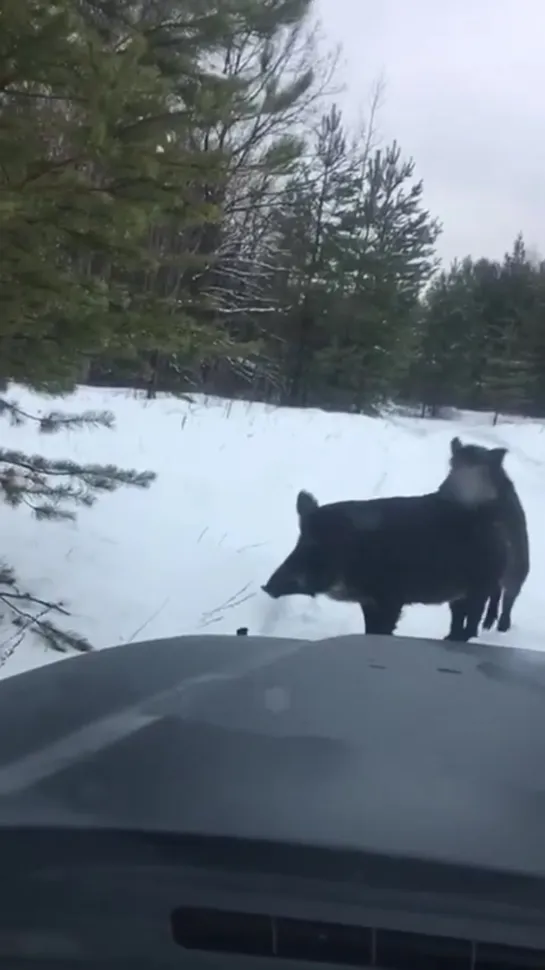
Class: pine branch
29,619,92,654
1,589,70,615
0,397,115,433
0,451,155,519
0,562,92,664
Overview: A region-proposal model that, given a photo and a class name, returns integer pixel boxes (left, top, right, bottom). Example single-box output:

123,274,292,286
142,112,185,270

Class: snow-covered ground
1,385,544,680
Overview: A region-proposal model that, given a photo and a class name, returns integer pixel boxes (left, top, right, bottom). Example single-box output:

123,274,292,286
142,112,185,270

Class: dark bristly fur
262,484,506,642
443,437,529,634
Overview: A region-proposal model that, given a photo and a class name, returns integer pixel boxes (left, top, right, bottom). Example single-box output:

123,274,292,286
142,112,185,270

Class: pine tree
268,104,356,405
0,0,238,388
412,258,479,412
481,327,535,422
77,0,322,394
480,237,539,419
414,235,545,417
268,105,440,408
334,141,441,404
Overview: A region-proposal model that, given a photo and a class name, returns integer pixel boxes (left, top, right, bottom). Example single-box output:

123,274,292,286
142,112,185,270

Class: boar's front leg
446,600,466,641
360,599,403,636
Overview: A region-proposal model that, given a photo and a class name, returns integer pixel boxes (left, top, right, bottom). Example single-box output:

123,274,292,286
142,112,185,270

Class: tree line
4,0,542,419
0,0,543,652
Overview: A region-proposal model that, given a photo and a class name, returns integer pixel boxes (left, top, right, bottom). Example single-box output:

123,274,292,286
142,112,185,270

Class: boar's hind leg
482,586,501,630
497,588,518,632
463,589,491,640
446,591,488,642
361,600,403,636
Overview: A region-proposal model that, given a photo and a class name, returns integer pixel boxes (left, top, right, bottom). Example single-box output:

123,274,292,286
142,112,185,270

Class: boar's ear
489,446,507,466
450,436,462,455
296,490,318,523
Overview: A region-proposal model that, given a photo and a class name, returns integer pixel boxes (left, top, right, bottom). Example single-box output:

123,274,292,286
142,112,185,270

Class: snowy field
1,385,545,680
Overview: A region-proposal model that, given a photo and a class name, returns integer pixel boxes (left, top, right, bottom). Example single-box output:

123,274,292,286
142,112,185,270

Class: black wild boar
262,487,506,642
442,437,529,634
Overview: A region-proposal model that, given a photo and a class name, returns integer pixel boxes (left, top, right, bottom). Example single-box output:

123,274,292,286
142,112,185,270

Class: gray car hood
0,631,544,879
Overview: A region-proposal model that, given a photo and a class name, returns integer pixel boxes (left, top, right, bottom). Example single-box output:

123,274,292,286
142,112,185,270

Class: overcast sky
316,0,545,267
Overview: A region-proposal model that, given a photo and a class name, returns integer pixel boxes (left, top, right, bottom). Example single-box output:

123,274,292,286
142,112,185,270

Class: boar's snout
261,574,289,599
262,553,311,599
